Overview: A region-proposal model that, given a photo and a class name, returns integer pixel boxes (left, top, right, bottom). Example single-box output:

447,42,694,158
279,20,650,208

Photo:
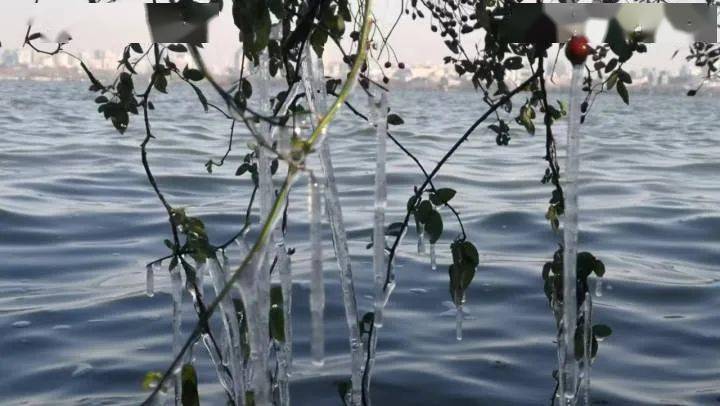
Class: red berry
565,35,590,66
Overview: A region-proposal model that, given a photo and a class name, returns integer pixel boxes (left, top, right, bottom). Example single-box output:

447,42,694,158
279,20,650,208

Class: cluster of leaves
578,19,649,114
406,187,479,305
542,248,605,304
168,208,214,266
233,0,350,68
91,43,207,134
541,247,611,359
234,150,280,184
685,42,720,95
407,188,454,245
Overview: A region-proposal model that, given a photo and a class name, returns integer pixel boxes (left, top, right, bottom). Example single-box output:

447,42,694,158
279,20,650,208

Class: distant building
0,49,19,67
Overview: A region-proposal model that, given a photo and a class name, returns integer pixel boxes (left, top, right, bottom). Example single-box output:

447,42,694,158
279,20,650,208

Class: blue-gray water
0,81,718,405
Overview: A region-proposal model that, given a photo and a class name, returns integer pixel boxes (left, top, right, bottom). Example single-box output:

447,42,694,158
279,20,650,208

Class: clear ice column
308,174,325,366
560,65,583,404
371,92,389,327
302,47,363,406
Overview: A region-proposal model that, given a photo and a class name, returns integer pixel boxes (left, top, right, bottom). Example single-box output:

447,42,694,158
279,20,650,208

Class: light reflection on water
0,81,718,405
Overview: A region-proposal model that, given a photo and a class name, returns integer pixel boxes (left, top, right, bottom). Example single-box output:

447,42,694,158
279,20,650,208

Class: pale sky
0,0,714,73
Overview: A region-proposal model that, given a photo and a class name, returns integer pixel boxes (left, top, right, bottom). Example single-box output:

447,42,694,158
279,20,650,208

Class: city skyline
0,1,712,73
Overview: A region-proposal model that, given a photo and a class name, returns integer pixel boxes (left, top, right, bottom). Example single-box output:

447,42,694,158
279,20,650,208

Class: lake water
0,81,718,405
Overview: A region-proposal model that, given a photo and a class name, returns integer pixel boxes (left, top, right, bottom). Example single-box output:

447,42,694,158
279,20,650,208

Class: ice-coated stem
560,64,584,404
358,91,389,406
235,251,270,406
301,46,363,405
253,42,275,406
371,92,389,328
277,244,293,406
581,292,592,405
208,257,246,405
308,174,325,366
456,304,463,341
169,267,184,405
320,143,364,405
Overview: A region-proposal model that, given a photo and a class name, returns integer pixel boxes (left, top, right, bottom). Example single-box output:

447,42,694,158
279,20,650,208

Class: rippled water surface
1,81,718,405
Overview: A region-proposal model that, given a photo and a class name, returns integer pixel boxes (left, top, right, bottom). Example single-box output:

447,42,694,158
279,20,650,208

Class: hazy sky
0,0,713,73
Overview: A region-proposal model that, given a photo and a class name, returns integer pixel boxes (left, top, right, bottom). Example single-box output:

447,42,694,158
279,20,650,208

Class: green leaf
130,43,143,54
592,324,612,338
556,100,567,115
169,256,179,271
594,259,606,277
617,69,632,84
425,210,443,244
606,71,618,90
94,96,109,104
616,80,629,105
407,195,420,212
236,163,251,176
310,28,328,58
245,391,256,406
604,58,618,73
188,82,208,112
27,32,43,42
142,371,163,390
168,44,188,53
153,72,167,94
385,222,404,237
240,78,253,99
459,241,479,268
268,0,285,18
429,188,456,205
269,286,285,342
183,67,204,82
387,114,404,125
336,380,351,404
416,200,433,223
181,364,200,406
503,56,523,70
604,18,633,62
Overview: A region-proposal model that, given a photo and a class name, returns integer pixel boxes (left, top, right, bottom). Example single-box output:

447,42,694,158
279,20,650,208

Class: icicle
146,263,157,297
320,109,363,406
417,224,426,254
252,29,280,405
200,331,236,399
196,259,205,299
208,258,246,406
235,252,271,406
559,64,584,405
308,175,326,366
580,292,592,405
371,92,389,328
358,91,389,406
276,245,292,406
302,47,363,406
456,304,463,341
430,243,437,271
169,267,184,405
